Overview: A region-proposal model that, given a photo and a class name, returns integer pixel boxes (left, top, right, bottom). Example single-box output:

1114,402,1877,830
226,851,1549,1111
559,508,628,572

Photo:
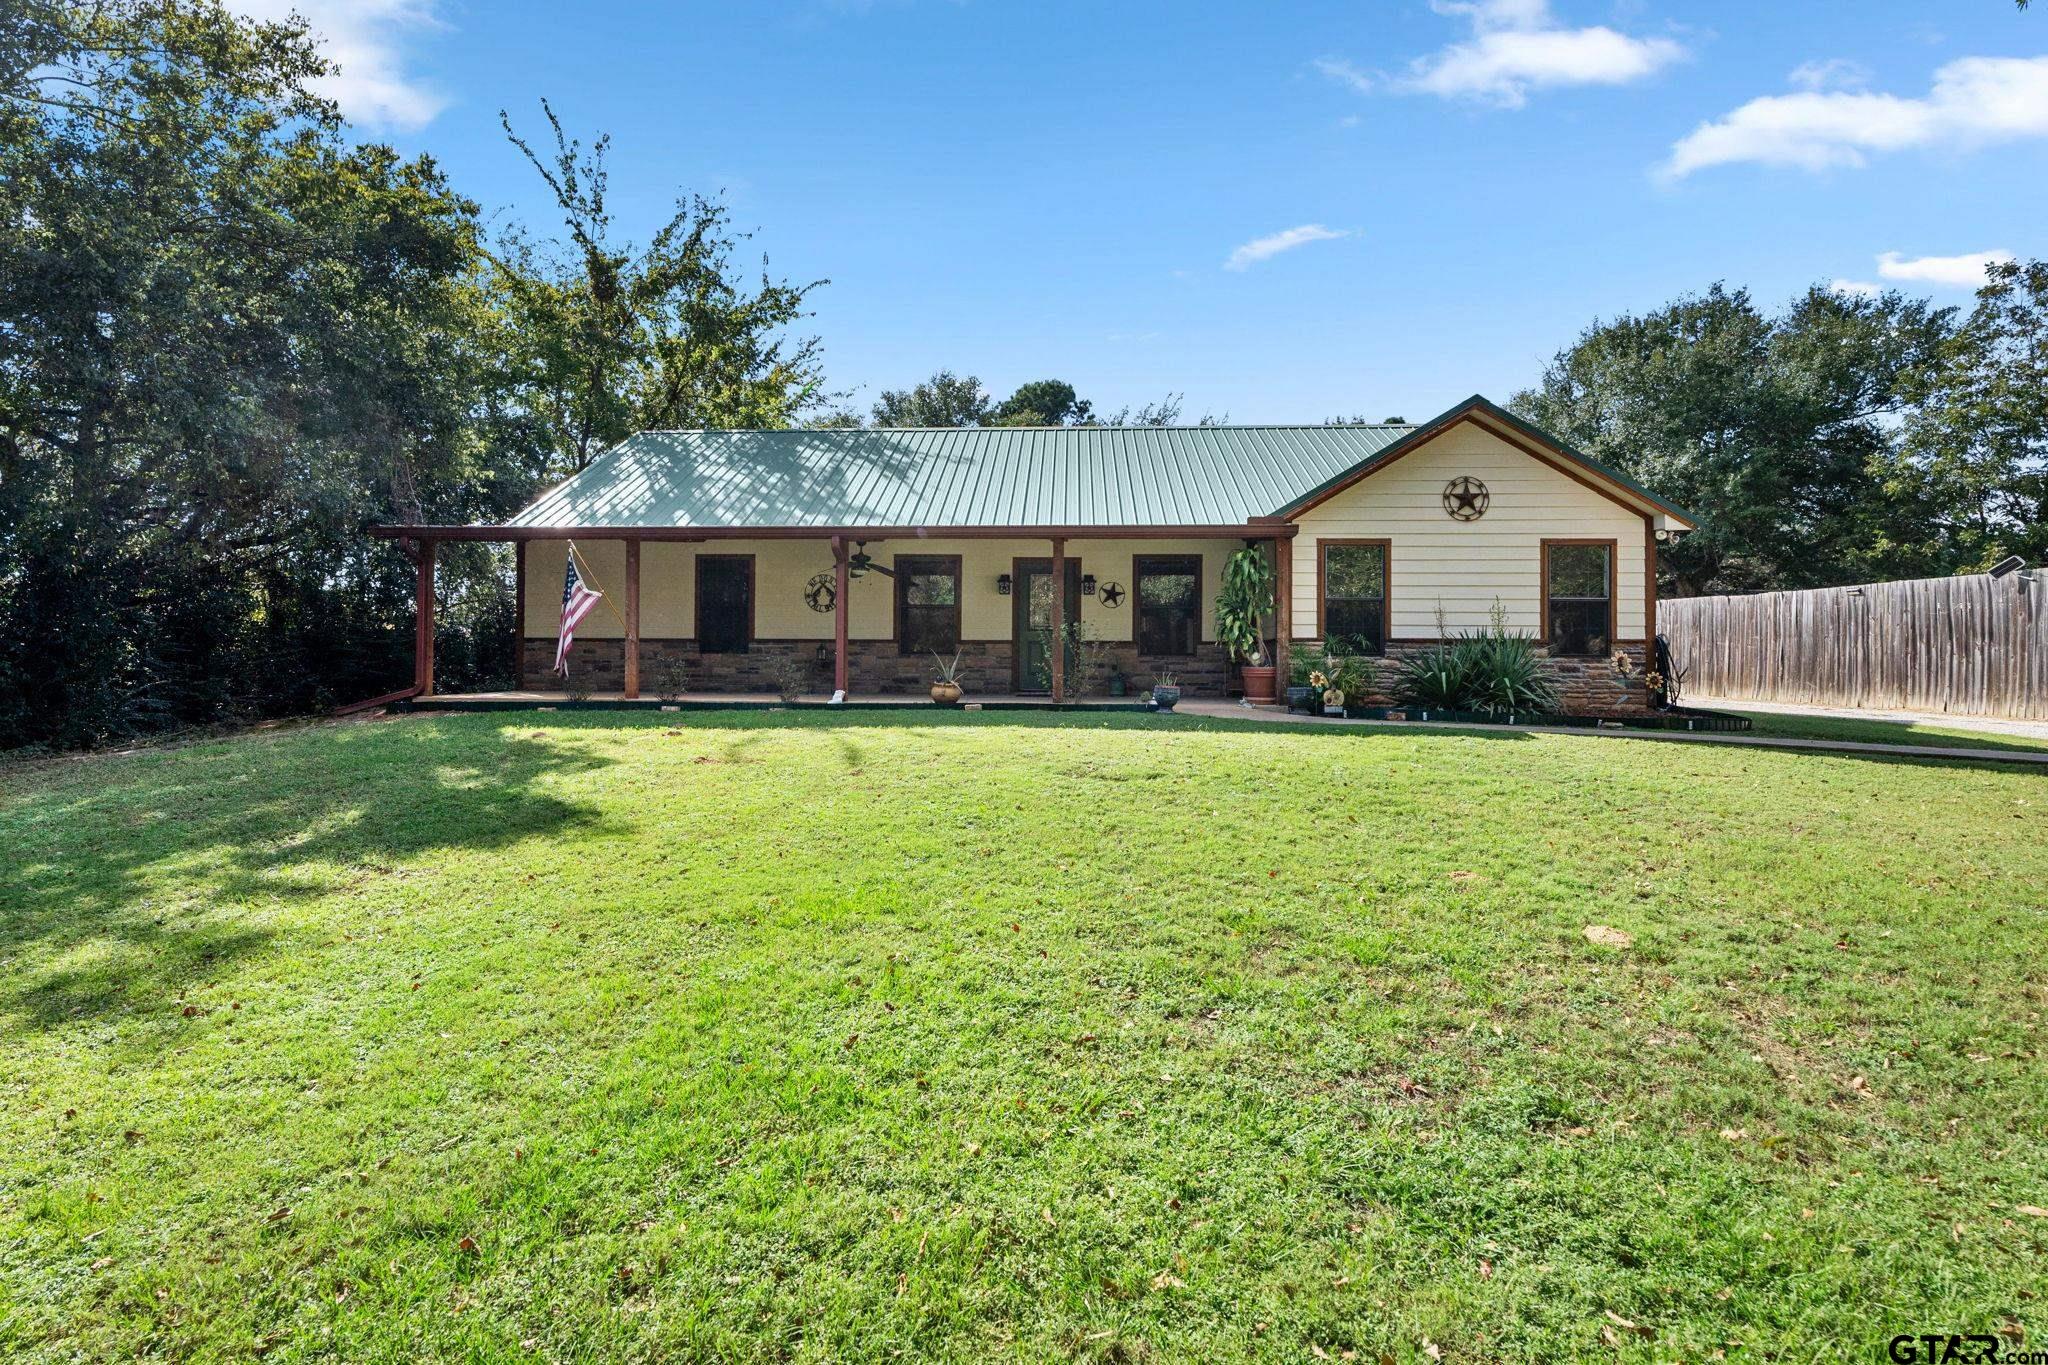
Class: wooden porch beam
623,538,641,699
414,538,437,697
833,534,850,695
513,541,526,689
1050,537,1066,704
370,523,1299,543
1275,533,1294,652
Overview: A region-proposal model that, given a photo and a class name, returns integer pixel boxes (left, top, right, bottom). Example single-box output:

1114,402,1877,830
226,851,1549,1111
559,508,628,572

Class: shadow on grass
0,720,615,1031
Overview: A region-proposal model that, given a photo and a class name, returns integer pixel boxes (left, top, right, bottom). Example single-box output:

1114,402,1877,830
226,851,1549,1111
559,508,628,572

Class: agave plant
1392,641,1469,710
1458,630,1559,716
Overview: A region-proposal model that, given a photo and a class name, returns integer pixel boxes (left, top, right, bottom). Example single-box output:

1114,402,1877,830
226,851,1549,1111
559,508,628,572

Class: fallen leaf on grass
1583,925,1633,948
1424,1341,1443,1361
456,1236,478,1254
1478,1258,1494,1279
264,1206,291,1223
1151,1271,1185,1290
1604,1310,1653,1338
2017,1205,2048,1218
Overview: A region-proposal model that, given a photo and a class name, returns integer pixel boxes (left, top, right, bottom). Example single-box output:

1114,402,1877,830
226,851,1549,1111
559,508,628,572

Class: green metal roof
504,424,1417,530
494,396,1698,532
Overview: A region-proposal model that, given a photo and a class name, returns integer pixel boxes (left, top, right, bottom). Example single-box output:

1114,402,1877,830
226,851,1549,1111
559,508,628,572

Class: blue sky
269,0,2044,422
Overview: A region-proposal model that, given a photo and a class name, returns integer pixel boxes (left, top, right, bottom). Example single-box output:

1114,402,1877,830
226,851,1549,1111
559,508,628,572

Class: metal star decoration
1442,476,1489,521
1097,581,1127,608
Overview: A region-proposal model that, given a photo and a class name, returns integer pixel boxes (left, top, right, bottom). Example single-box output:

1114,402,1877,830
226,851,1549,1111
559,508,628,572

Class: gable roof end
1273,394,1699,530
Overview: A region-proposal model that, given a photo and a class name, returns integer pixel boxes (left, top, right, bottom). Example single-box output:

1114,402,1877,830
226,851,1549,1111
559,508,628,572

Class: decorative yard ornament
1097,580,1127,609
805,572,837,613
1443,476,1489,521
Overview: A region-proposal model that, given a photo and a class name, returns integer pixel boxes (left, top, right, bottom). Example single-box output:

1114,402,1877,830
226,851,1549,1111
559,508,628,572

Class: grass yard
1702,709,2048,755
2,712,2045,1363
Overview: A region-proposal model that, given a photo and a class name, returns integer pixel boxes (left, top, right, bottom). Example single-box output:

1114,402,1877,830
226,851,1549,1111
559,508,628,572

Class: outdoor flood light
1989,554,2030,580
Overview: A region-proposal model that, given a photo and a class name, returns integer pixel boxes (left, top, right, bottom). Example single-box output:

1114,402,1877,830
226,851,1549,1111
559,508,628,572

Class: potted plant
1215,546,1278,704
930,650,964,705
1150,671,1181,712
1107,667,1128,698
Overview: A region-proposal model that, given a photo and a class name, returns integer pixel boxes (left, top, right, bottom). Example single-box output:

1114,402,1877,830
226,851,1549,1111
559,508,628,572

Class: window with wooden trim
895,555,961,655
1543,542,1613,657
696,556,753,654
1133,555,1200,656
1320,542,1388,655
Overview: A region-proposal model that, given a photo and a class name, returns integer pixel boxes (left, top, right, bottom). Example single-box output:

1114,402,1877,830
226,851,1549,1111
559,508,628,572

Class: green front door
1014,559,1082,693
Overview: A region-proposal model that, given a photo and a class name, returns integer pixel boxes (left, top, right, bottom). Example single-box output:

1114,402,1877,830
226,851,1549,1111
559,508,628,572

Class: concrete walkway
1173,701,2048,767
1688,695,2048,743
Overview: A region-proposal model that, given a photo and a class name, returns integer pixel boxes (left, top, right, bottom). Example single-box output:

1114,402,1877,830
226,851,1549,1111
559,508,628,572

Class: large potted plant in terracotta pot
1216,546,1278,704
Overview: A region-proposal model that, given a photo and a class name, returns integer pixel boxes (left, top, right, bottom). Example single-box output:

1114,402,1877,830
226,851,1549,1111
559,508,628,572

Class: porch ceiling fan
845,540,893,578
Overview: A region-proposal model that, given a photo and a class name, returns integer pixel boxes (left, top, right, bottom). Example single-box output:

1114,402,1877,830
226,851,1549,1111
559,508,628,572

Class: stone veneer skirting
526,638,1237,697
526,638,1651,710
1290,639,1655,715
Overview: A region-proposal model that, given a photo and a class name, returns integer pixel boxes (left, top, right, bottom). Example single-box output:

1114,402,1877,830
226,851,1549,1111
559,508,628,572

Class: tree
493,101,829,473
0,0,519,747
991,379,1092,427
871,370,993,427
1512,284,1955,596
1900,259,2048,569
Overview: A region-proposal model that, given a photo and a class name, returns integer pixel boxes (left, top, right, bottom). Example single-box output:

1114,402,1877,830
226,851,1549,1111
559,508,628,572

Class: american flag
553,552,602,675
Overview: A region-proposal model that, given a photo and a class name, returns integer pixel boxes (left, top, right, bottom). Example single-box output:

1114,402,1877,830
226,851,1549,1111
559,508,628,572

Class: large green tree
0,0,519,747
1900,259,2048,569
870,370,995,427
493,102,830,473
1512,284,1956,596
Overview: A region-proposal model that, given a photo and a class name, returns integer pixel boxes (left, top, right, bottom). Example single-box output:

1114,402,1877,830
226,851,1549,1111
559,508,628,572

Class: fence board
1661,574,2047,719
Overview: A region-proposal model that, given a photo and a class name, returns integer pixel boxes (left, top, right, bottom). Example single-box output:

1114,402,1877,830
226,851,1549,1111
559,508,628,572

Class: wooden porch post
1050,537,1066,703
414,537,437,697
623,538,642,699
833,535,850,695
513,540,527,689
1274,532,1293,661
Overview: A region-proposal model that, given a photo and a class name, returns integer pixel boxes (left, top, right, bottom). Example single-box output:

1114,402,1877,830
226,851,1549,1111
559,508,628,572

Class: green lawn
1712,708,2048,755
3,712,2044,1362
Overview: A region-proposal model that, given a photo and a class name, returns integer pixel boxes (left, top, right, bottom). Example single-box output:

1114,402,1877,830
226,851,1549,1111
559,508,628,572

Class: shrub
1392,603,1559,716
770,652,810,703
651,654,689,703
1392,640,1470,710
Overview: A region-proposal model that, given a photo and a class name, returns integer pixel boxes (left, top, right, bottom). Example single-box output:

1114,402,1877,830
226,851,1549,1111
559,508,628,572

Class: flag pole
565,539,631,632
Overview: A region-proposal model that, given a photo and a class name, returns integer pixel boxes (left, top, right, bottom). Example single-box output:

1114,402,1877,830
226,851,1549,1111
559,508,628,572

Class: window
1134,555,1201,656
1543,541,1613,657
895,555,961,654
1319,541,1388,654
696,555,753,654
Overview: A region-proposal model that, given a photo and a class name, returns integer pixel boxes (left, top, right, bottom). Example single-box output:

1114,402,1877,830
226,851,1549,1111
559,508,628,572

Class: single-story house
372,395,1697,711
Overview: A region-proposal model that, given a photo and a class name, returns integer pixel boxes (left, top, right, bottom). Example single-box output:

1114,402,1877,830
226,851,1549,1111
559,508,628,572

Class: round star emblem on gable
1443,476,1489,522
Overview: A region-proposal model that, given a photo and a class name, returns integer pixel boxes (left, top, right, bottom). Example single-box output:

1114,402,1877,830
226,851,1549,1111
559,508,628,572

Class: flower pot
1108,675,1128,697
1284,684,1317,714
1240,664,1277,705
1150,685,1181,712
930,681,962,705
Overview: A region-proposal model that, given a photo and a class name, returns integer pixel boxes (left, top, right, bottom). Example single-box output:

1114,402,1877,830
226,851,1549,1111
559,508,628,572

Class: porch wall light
996,573,1012,596
1081,574,1098,597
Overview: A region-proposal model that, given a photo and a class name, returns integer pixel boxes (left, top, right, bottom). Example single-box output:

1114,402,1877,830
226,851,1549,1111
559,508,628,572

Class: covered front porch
376,523,1298,706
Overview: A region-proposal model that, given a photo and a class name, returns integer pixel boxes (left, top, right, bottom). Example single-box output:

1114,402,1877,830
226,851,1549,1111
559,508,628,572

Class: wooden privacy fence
1660,573,2048,719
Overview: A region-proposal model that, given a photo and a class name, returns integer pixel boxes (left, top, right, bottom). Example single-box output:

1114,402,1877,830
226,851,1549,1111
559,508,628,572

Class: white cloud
1877,249,2015,287
1828,279,1883,299
232,0,448,130
1224,224,1351,271
1312,57,1375,95
1330,0,1684,109
1788,58,1872,93
1662,55,2048,179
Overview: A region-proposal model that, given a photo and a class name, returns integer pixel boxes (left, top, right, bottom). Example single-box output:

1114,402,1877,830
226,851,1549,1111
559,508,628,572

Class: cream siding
1289,420,1648,640
523,537,1236,643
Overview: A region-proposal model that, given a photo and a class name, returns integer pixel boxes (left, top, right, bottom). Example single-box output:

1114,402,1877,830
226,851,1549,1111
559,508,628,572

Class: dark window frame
1132,554,1203,657
695,554,755,654
1316,539,1391,655
1540,538,1616,657
893,554,963,656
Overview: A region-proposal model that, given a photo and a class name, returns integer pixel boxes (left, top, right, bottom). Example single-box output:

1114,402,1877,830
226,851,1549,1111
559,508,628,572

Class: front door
1013,558,1082,693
